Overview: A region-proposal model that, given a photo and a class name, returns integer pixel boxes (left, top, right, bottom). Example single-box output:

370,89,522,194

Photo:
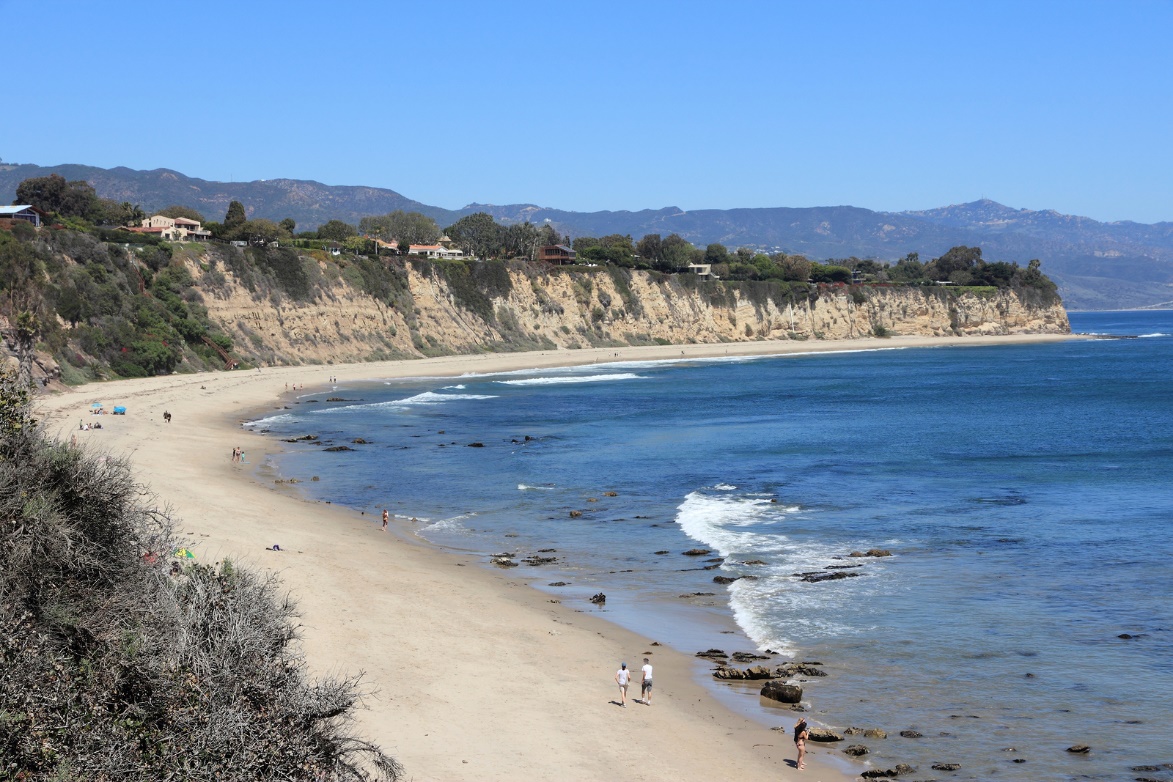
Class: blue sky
4,0,1171,222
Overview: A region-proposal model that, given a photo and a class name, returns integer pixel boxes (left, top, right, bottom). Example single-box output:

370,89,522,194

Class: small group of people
231,446,246,463
613,658,653,708
77,419,102,431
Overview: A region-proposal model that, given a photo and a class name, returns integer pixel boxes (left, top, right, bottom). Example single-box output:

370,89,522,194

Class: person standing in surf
794,716,809,770
381,509,389,531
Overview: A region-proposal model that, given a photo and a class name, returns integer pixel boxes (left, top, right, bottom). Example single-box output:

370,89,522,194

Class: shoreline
35,334,1077,781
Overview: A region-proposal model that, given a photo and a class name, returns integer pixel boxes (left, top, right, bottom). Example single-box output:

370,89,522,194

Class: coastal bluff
188,251,1070,367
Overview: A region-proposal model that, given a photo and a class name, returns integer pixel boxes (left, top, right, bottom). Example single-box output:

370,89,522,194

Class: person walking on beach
615,662,631,707
794,716,809,770
381,509,389,531
639,658,653,705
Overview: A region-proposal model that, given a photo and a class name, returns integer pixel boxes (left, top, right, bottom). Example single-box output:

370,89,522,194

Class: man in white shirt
640,658,653,705
614,662,630,707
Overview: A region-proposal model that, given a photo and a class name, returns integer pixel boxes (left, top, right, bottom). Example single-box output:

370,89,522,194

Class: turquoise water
250,311,1173,781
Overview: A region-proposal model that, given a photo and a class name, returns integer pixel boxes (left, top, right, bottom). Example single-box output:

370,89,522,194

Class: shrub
0,370,402,780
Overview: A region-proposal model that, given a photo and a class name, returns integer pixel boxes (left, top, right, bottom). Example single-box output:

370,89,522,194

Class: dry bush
0,371,402,781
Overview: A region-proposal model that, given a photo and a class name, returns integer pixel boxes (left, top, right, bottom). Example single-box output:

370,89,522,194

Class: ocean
248,311,1173,781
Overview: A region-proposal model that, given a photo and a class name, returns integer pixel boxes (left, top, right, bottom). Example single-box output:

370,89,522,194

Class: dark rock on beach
589,592,606,604
322,445,354,452
548,581,569,587
351,438,369,444
848,548,892,558
894,763,914,775
490,556,517,568
654,550,670,555
696,649,728,659
932,762,961,770
522,555,557,566
843,744,869,756
713,575,741,585
860,768,896,778
1066,744,1091,753
285,434,318,442
713,665,775,681
569,510,583,518
899,730,923,738
466,442,485,448
760,681,803,704
680,592,716,598
682,548,712,556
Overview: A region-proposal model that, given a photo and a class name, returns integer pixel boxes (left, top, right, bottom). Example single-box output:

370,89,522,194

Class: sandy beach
35,334,1073,781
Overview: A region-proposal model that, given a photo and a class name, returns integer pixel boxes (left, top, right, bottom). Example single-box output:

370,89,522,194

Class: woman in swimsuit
794,716,809,770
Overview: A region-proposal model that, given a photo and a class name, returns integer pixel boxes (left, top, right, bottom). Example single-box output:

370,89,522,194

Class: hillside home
408,243,465,259
687,263,716,279
539,244,576,264
0,205,47,227
129,214,212,241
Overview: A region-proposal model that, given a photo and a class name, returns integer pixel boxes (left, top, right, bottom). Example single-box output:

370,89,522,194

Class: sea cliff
190,253,1070,367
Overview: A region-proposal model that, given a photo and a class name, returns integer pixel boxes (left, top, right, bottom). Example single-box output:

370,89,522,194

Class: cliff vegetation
0,218,1068,384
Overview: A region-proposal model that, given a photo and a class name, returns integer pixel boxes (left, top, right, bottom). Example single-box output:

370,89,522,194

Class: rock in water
589,592,606,604
1066,744,1091,754
843,744,869,756
760,681,804,704
807,727,843,742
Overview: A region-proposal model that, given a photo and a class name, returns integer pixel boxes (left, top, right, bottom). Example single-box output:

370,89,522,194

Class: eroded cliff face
188,254,1070,366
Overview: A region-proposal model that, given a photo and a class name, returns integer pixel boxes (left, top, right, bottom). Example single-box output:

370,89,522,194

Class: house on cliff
0,205,48,227
539,244,577,265
122,214,212,241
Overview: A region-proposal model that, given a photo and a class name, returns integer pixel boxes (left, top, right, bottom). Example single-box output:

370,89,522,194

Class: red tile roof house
122,214,212,241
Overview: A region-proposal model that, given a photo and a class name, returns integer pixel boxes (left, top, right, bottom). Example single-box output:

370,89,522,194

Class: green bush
0,371,403,779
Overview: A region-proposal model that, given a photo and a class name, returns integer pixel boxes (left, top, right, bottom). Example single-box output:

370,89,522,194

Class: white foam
243,413,295,428
713,483,738,491
497,373,645,386
313,391,497,414
518,483,555,491
675,491,793,557
1138,332,1169,338
418,512,476,535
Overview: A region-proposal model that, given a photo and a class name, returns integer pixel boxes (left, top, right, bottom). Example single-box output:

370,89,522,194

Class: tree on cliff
158,205,207,222
445,212,503,259
224,200,247,231
359,211,440,246
318,219,359,242
15,174,100,219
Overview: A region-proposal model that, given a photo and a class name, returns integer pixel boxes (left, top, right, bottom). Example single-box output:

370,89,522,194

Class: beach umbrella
91,402,103,408
172,548,195,559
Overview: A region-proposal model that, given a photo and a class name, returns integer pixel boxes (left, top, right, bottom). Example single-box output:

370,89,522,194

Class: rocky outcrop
760,681,803,704
181,251,1070,367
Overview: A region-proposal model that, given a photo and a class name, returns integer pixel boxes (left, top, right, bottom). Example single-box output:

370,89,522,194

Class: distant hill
3,161,1172,311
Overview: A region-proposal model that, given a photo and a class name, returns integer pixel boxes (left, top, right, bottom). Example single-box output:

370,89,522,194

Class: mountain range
3,161,1171,311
